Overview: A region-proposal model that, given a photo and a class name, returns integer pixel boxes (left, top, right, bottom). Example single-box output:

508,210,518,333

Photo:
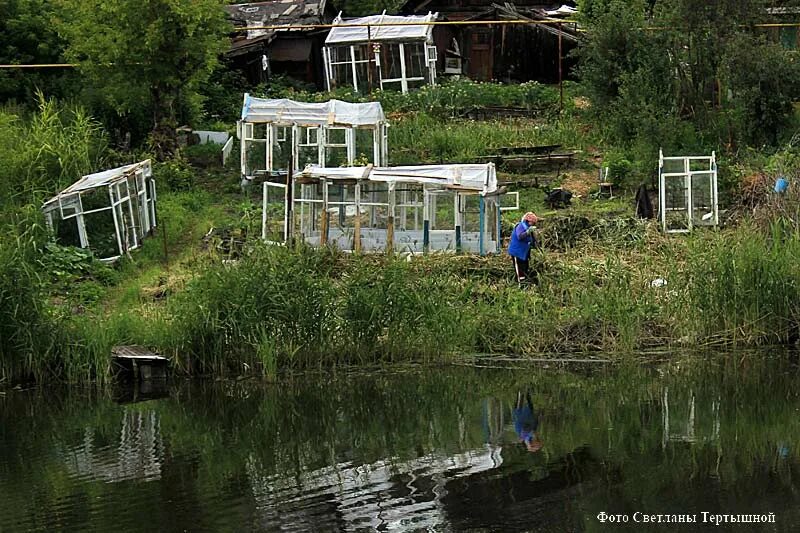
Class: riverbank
3,83,800,386
14,209,796,385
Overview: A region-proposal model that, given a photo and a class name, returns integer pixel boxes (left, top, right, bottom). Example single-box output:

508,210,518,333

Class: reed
0,207,56,384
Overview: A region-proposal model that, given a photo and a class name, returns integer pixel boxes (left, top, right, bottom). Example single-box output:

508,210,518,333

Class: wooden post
354,180,362,253
422,188,430,254
386,182,395,254
320,180,329,246
479,196,485,256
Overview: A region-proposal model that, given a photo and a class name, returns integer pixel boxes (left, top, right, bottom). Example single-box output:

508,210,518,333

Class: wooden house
399,1,579,83
224,1,336,88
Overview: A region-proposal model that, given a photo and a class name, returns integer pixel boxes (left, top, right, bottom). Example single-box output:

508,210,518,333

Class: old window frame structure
238,94,388,181
323,11,439,94
42,160,157,261
658,149,719,233
265,163,507,255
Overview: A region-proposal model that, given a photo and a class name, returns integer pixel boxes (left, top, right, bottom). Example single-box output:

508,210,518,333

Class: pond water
2,354,800,532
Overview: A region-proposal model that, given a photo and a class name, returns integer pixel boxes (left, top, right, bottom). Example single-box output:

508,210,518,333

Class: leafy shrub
154,156,194,191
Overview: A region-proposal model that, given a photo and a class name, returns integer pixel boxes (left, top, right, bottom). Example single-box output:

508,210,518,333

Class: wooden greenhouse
42,161,157,261
263,162,515,255
323,12,439,93
238,95,388,181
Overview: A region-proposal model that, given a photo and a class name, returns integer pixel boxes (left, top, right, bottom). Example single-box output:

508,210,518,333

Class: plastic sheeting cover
545,5,578,16
302,163,497,195
325,13,437,45
241,94,386,126
43,160,152,209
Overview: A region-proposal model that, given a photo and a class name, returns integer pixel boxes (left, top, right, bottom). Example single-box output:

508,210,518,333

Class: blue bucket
775,177,789,194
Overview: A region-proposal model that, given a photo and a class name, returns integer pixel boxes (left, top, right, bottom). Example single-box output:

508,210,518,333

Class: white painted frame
658,149,719,233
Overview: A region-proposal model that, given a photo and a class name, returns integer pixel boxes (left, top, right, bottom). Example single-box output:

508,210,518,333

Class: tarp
302,163,498,195
545,5,578,16
241,94,386,126
325,13,437,45
43,160,152,209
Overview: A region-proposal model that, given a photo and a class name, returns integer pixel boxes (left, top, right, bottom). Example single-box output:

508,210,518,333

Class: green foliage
262,78,562,117
0,95,107,205
0,207,55,383
54,0,231,155
683,224,800,345
0,0,76,103
184,143,223,168
166,245,472,374
154,156,194,192
723,33,800,146
577,0,800,159
198,65,254,125
389,113,585,164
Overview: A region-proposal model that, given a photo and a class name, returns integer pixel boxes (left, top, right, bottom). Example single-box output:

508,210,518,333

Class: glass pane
381,43,402,80
404,42,427,79
52,216,82,248
327,128,347,145
272,126,291,172
263,185,287,243
59,193,82,218
80,188,112,211
84,209,120,259
245,140,268,176
355,128,377,164
325,147,349,167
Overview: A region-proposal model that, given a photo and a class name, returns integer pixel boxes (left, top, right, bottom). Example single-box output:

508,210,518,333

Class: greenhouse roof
241,94,386,126
325,12,436,45
301,163,498,195
43,160,152,209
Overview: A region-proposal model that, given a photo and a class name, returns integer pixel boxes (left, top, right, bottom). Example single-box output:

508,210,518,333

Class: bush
154,156,194,191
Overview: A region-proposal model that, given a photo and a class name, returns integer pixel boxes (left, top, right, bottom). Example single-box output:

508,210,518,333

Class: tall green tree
577,0,799,152
54,0,230,157
0,0,74,104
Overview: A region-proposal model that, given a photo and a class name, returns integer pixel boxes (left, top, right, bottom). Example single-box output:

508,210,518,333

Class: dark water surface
2,354,800,532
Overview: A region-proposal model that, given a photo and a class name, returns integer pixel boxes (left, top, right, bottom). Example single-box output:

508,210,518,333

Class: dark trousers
512,256,529,283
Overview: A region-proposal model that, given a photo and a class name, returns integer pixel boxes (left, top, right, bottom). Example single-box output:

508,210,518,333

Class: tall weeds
0,94,107,205
684,223,800,345
0,208,55,383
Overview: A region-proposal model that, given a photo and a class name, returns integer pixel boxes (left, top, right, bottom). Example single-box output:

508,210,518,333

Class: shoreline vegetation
3,81,800,385
3,29,800,385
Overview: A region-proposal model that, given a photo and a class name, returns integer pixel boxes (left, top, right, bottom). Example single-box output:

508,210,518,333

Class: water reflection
59,409,164,483
2,353,800,532
513,390,543,453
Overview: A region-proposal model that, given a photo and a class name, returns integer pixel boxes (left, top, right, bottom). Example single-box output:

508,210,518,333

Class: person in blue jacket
508,211,539,286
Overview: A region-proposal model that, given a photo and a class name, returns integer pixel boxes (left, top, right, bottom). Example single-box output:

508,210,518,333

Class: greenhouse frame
323,12,439,93
42,160,157,261
262,163,516,255
238,95,388,181
658,149,719,233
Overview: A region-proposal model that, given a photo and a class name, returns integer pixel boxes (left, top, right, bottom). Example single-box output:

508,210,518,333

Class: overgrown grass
389,113,586,165
0,95,106,204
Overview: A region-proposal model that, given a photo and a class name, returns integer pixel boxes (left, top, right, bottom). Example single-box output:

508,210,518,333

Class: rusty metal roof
225,0,330,55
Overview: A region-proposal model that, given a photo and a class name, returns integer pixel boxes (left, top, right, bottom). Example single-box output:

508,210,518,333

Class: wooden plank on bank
111,345,168,362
